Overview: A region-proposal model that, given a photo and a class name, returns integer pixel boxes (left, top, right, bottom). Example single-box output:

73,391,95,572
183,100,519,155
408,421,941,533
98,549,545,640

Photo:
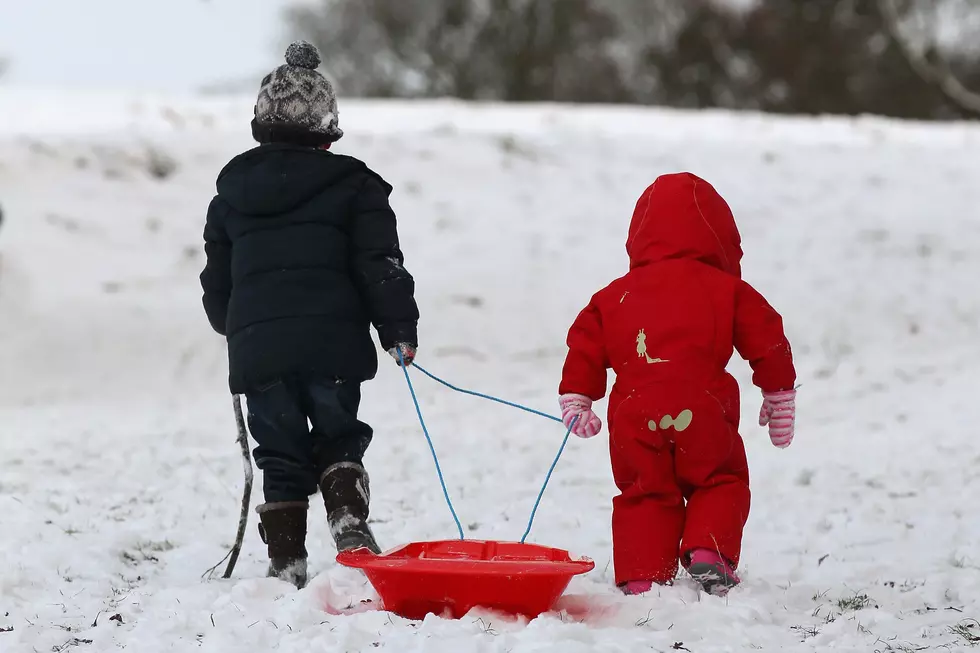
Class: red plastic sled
336,540,594,620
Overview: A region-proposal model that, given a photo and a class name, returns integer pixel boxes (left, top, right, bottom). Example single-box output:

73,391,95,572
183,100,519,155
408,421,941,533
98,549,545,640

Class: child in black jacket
200,42,420,588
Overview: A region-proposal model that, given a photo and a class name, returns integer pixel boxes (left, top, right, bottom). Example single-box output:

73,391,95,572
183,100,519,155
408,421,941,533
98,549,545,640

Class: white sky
1,0,301,91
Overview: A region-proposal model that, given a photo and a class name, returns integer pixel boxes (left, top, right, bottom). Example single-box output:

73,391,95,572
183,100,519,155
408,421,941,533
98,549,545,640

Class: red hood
625,173,742,276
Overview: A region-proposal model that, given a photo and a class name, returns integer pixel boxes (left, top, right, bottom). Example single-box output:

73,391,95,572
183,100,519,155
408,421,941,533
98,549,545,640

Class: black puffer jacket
200,144,419,393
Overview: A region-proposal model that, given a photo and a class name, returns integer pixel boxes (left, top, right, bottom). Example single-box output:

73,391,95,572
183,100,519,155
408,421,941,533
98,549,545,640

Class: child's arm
557,300,608,438
559,300,609,401
733,280,796,392
350,177,420,357
200,197,232,336
734,280,797,448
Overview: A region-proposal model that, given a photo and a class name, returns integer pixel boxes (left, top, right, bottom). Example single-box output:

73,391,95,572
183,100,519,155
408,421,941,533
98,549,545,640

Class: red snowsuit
559,173,795,586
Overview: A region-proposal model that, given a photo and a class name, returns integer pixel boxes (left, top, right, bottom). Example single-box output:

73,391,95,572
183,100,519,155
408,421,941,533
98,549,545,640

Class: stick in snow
203,394,254,580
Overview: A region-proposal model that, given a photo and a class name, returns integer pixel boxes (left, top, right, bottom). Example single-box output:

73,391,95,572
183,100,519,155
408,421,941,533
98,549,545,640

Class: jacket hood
625,172,742,276
215,144,384,216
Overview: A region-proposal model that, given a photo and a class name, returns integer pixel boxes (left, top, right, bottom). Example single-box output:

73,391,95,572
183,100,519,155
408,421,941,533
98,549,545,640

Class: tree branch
878,0,980,116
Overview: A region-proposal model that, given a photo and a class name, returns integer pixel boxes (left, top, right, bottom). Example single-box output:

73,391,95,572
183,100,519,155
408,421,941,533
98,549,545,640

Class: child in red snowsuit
558,172,796,596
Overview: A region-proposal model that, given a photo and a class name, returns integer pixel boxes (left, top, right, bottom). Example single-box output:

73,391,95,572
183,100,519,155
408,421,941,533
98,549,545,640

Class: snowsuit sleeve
559,299,609,401
350,176,420,351
200,196,232,337
733,281,796,393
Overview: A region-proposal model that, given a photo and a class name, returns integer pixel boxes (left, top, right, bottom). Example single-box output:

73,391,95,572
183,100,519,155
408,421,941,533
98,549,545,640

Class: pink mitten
759,389,796,448
559,394,602,438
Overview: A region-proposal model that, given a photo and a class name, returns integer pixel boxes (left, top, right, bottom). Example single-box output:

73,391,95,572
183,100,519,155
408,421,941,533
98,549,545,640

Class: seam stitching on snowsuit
692,178,731,273
626,179,657,256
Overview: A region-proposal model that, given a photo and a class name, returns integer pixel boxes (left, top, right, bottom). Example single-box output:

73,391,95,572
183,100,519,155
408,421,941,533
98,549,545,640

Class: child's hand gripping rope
388,343,417,367
559,394,602,438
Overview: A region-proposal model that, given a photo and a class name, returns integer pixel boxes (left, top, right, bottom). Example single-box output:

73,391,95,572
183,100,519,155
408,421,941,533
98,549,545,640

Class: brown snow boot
319,462,381,554
256,501,309,588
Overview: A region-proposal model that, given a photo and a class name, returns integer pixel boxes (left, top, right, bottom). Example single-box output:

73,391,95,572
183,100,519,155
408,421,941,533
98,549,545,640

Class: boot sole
688,562,738,596
336,532,381,555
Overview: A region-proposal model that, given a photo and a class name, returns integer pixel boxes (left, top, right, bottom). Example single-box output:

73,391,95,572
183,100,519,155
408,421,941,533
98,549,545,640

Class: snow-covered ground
2,90,980,652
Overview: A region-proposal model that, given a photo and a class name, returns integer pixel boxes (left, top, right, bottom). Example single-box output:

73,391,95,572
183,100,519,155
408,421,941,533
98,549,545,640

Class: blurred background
3,0,980,119
3,2,980,652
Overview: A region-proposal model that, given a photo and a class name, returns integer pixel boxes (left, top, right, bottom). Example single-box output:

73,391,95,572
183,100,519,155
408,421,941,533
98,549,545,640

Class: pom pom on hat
284,41,321,70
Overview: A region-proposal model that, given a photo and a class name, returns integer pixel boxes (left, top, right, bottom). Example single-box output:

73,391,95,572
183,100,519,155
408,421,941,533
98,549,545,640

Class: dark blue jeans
245,376,373,503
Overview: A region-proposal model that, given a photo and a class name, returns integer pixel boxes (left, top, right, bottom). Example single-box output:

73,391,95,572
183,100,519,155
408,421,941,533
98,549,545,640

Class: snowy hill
1,90,979,652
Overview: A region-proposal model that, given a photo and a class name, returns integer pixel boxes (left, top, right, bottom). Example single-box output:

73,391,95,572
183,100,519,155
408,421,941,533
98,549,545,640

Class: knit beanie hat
251,41,344,147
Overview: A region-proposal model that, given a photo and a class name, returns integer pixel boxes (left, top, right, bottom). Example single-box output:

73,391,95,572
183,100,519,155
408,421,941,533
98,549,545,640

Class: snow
2,90,980,652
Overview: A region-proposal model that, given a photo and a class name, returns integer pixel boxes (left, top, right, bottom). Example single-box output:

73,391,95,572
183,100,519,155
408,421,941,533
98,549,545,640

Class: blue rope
397,351,465,540
521,417,576,544
413,364,562,424
397,356,576,544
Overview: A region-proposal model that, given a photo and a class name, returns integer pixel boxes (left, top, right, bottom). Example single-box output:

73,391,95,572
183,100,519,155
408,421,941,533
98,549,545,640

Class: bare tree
284,0,629,102
878,0,980,115
283,0,980,119
641,0,980,119
638,1,751,109
285,0,479,97
604,0,703,104
469,0,629,102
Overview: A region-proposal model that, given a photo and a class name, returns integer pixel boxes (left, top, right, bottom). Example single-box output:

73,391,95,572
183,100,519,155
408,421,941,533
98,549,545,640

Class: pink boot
687,549,740,596
620,580,655,595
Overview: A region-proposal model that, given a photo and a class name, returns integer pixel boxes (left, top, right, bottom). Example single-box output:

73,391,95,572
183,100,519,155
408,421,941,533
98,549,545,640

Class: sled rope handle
398,352,575,543
520,420,574,544
399,352,466,540
413,364,563,425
